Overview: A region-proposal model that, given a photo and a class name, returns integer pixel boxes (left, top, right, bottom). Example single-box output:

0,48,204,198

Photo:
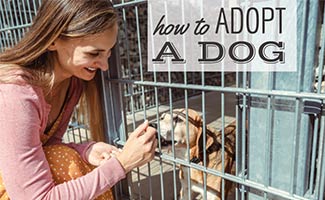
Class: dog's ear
195,128,215,161
185,109,215,162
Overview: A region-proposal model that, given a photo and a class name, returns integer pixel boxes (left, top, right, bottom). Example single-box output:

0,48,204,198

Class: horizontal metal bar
160,154,311,200
68,122,88,130
107,79,325,100
123,89,156,97
0,23,31,33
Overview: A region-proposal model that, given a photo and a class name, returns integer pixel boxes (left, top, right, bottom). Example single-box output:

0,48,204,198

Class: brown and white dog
157,108,236,200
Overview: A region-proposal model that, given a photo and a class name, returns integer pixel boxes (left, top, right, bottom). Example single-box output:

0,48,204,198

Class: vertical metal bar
314,9,325,198
180,0,192,198
264,71,274,195
118,1,140,197
294,0,319,196
7,0,18,45
221,90,225,200
67,128,71,142
121,1,132,80
241,1,248,193
0,18,4,51
3,1,13,46
235,2,241,199
0,1,11,48
235,83,240,200
135,4,153,200
72,127,77,142
154,91,166,200
11,0,22,41
163,2,178,200
262,0,279,193
220,1,226,198
0,1,7,50
168,87,177,200
202,92,208,200
197,2,209,199
31,0,37,15
148,2,166,199
77,127,82,143
85,129,89,141
107,76,124,200
308,116,319,195
102,37,129,199
316,8,325,94
19,0,28,38
15,0,24,40
21,0,28,24
241,1,248,199
185,98,191,200
241,78,247,200
25,0,33,24
317,115,325,200
168,94,178,200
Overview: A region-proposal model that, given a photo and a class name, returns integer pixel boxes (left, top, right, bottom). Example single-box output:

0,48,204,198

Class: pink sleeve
0,84,125,200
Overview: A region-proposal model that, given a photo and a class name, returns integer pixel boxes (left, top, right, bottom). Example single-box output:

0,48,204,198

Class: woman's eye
88,52,100,57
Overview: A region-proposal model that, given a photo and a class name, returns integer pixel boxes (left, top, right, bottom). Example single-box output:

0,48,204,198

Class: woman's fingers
131,120,149,138
97,142,119,152
139,126,157,143
116,121,157,173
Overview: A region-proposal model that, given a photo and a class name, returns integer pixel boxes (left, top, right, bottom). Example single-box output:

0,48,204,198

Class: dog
156,108,236,200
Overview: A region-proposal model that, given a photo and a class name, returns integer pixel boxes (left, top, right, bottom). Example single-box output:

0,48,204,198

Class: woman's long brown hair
0,0,118,142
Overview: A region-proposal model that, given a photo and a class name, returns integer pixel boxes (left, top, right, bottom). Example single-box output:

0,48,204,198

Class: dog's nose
149,122,157,129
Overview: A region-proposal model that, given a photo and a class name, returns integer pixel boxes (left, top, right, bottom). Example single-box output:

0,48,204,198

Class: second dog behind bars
156,108,236,200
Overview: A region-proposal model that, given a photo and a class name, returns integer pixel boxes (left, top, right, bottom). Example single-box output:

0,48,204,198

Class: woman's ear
47,39,59,51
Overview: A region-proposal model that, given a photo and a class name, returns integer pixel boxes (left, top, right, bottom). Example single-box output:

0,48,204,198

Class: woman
0,0,157,199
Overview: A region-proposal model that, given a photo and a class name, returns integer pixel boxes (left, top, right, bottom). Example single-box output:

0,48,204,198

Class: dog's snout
149,122,157,129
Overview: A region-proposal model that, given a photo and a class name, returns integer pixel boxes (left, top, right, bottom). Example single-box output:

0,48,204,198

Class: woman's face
49,23,118,82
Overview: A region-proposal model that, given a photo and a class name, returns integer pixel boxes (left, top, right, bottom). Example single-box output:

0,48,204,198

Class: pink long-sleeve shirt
0,76,126,199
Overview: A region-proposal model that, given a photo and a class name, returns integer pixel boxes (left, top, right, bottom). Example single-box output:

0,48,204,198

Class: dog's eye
160,113,166,120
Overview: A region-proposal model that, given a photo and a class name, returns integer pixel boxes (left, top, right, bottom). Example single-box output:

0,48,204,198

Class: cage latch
237,93,249,109
303,100,322,116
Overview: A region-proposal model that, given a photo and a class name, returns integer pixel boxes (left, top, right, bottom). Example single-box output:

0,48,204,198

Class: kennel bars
106,0,325,200
1,0,325,200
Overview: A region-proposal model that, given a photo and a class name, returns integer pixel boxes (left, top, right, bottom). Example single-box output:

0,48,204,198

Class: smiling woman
49,25,117,82
0,0,157,200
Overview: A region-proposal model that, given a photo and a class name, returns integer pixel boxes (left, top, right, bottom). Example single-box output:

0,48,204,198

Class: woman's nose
95,59,109,71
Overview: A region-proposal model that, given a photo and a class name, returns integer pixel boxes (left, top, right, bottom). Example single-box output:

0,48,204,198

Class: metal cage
105,0,325,200
1,0,325,200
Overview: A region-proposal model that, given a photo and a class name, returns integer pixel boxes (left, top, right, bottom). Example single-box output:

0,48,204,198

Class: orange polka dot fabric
0,97,114,199
0,175,9,200
0,145,114,200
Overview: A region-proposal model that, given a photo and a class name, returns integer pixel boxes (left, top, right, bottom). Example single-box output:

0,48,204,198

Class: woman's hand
85,142,121,166
116,120,157,173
